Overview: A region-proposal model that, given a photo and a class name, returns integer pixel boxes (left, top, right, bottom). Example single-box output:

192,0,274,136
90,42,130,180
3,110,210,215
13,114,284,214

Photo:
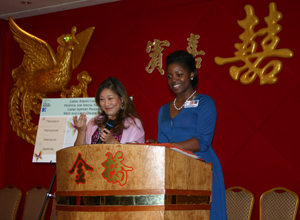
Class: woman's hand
73,113,87,133
99,128,119,144
73,113,87,146
146,139,160,144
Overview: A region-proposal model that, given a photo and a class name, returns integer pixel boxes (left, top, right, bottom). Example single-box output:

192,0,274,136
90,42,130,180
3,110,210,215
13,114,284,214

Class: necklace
173,90,196,111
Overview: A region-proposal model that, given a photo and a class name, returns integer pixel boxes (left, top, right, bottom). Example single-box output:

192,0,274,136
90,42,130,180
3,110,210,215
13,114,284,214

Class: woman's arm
122,117,145,143
175,96,217,152
73,113,87,146
154,106,169,143
74,130,87,146
172,138,200,152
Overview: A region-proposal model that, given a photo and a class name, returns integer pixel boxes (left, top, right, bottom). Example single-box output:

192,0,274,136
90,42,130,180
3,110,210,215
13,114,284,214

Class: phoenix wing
72,27,95,70
9,16,57,72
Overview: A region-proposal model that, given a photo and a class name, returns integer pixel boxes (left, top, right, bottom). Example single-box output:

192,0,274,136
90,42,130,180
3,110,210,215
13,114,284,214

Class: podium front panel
56,144,212,220
57,144,166,191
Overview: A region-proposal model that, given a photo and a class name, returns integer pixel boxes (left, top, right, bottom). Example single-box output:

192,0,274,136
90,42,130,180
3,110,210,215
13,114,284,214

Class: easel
38,161,56,220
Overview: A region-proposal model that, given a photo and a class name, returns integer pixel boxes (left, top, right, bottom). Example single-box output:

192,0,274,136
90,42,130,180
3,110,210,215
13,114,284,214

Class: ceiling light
21,1,32,4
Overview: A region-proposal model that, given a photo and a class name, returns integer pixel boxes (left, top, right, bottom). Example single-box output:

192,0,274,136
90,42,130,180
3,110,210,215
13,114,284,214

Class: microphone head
97,119,115,144
106,119,115,130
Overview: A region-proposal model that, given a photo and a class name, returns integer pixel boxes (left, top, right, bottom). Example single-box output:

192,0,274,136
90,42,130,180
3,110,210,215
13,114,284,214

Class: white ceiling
0,0,119,20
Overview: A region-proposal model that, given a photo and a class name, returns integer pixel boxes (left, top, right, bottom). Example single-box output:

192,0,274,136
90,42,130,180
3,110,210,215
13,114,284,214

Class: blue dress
157,94,227,220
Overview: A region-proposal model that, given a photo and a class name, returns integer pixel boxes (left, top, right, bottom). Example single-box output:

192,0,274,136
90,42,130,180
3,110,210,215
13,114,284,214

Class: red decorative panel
1,0,299,219
259,84,300,173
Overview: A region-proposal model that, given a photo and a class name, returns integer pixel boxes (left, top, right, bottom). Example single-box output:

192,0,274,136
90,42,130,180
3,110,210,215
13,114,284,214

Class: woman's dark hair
166,50,198,88
94,77,142,131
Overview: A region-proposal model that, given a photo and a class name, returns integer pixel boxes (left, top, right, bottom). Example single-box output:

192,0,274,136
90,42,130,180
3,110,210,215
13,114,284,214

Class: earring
121,103,124,110
191,78,194,80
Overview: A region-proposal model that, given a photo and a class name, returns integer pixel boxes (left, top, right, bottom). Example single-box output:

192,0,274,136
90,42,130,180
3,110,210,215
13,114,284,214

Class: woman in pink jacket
73,77,145,145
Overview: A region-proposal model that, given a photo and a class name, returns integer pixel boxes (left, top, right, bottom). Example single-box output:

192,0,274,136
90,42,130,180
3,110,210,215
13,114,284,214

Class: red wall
0,0,299,219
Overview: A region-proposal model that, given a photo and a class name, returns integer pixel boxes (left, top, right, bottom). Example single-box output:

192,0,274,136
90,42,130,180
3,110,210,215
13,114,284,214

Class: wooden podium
56,144,212,220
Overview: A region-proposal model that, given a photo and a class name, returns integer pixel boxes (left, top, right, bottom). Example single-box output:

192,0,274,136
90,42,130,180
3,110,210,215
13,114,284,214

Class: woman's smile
167,63,194,95
99,88,122,119
172,83,181,89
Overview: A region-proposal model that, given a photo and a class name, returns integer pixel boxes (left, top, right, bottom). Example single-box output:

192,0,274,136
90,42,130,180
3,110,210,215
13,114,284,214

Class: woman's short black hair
166,50,198,88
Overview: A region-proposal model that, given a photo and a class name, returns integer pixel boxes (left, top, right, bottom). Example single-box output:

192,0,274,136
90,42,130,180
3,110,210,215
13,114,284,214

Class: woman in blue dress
147,50,227,219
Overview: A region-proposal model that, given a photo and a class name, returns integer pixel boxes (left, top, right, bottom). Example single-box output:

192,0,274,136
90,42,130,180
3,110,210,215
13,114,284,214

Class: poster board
33,98,98,163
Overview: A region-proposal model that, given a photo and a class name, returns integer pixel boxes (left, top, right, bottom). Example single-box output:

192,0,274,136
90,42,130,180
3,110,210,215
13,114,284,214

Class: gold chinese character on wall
145,39,170,75
187,33,205,68
215,2,294,85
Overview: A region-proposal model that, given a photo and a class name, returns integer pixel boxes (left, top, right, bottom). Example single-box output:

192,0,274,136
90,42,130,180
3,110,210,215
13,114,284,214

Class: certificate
33,98,98,163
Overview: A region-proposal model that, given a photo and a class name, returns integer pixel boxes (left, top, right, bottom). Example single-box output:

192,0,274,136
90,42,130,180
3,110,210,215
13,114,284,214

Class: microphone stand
38,161,56,220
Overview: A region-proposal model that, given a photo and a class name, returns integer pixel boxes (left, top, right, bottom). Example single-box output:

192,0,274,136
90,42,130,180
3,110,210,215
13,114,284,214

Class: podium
56,144,212,220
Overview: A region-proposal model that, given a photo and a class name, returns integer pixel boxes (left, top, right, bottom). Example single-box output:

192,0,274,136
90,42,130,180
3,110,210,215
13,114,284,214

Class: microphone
97,119,115,144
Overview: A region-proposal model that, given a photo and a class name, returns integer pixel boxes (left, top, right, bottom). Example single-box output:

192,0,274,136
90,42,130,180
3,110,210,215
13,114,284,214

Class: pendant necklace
173,90,196,111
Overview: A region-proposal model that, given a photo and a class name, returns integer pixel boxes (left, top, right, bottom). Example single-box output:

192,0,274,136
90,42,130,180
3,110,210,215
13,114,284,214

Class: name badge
184,100,199,108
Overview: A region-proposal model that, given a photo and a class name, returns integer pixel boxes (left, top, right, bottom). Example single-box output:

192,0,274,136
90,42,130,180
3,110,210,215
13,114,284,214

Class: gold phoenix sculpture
8,17,94,145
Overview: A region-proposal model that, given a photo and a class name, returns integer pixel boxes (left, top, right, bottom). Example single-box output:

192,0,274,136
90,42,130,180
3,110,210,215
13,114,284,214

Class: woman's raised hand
73,113,87,133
